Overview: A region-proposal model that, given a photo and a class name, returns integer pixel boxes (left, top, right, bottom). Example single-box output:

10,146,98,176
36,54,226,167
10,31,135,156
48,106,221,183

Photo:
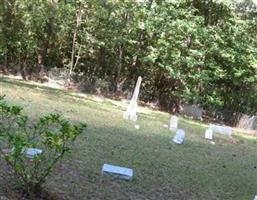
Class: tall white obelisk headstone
123,76,142,121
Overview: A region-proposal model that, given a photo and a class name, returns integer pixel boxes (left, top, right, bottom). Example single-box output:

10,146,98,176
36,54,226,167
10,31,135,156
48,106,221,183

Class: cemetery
0,77,257,200
0,1,256,200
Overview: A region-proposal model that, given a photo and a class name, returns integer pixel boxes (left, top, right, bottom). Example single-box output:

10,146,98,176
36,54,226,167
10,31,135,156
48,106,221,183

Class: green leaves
0,97,87,193
0,0,256,118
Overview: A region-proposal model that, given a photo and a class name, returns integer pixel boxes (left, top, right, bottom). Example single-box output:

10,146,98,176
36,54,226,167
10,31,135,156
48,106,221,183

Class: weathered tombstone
123,76,142,121
26,148,42,159
169,115,178,131
237,114,257,131
209,124,232,136
205,128,213,140
101,164,133,181
172,129,185,144
180,104,203,120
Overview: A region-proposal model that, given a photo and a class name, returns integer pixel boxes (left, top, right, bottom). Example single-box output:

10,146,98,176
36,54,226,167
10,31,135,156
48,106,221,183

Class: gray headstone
237,114,257,131
101,164,133,181
172,129,185,144
26,148,42,159
181,104,203,120
209,124,232,136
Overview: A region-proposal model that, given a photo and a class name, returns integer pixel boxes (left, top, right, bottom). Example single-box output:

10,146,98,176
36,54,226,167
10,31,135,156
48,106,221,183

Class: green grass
1,77,257,200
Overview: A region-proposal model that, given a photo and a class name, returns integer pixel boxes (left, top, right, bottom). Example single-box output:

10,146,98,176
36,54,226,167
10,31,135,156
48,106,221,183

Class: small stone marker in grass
101,164,133,181
134,125,140,129
205,128,213,140
26,148,42,159
172,129,185,144
123,76,142,121
169,115,178,131
209,124,232,136
253,195,257,200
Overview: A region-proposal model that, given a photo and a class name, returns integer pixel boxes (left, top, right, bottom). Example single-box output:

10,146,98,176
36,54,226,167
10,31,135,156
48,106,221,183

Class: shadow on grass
1,76,257,200
0,77,118,111
44,124,257,200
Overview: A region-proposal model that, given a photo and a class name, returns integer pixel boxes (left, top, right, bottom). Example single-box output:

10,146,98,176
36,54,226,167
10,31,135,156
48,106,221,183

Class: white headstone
134,125,140,129
101,164,133,181
205,128,213,140
209,124,232,136
26,148,42,159
123,76,142,121
169,115,178,131
253,195,257,200
172,129,185,144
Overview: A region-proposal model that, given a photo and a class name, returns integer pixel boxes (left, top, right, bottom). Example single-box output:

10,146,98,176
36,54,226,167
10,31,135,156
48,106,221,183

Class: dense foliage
0,96,86,194
0,0,256,122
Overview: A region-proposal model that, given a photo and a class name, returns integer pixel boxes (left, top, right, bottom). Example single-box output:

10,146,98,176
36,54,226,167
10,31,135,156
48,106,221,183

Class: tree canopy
0,0,257,123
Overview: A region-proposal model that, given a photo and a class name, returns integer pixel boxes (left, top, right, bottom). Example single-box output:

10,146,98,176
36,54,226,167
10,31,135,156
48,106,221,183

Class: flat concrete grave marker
123,76,142,121
205,128,213,140
169,115,178,131
172,129,185,144
102,164,133,181
209,124,232,136
26,148,42,159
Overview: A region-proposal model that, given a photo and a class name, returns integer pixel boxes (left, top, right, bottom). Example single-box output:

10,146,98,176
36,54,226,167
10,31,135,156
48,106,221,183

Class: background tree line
0,0,256,124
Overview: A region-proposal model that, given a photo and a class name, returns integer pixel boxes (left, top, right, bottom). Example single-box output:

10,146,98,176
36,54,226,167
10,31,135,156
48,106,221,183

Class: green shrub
0,96,86,194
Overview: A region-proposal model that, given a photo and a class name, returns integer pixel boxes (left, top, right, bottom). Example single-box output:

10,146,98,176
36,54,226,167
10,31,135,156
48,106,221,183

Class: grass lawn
1,77,257,200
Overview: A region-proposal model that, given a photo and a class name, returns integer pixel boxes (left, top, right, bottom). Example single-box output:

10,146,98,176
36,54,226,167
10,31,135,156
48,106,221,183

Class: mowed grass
1,77,257,200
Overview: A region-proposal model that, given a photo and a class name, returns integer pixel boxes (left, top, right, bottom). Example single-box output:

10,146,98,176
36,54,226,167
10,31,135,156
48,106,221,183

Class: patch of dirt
0,162,63,200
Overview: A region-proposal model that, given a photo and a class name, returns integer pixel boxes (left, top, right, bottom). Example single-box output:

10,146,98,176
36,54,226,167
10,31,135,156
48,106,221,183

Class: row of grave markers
168,116,232,145
119,76,234,172
16,76,255,199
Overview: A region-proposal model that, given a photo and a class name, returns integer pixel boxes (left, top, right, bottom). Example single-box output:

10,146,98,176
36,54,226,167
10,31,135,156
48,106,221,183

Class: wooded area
0,0,256,124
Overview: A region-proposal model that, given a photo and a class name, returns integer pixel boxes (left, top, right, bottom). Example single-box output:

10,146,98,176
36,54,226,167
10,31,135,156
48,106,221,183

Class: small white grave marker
253,195,257,200
205,128,213,140
26,148,42,159
209,124,232,136
102,164,133,181
172,129,185,144
169,115,178,131
134,125,140,129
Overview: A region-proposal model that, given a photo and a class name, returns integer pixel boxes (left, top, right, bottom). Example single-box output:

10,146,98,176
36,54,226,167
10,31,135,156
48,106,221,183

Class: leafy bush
0,96,86,194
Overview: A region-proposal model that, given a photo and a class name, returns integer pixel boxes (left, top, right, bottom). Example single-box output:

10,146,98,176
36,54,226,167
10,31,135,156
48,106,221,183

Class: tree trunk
204,0,212,26
115,45,123,92
69,5,83,80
